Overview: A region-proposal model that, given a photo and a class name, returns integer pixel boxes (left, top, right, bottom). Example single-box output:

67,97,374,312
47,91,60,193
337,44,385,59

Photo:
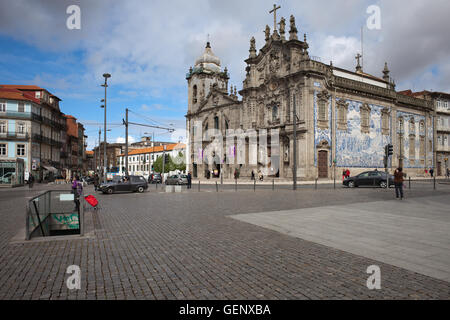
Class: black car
148,173,162,184
343,171,395,188
99,175,148,194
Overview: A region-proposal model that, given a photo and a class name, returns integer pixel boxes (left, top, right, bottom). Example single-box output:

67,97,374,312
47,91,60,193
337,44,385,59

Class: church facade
185,14,434,181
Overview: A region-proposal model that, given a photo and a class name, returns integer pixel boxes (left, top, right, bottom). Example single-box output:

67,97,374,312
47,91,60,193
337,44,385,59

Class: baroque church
185,13,434,180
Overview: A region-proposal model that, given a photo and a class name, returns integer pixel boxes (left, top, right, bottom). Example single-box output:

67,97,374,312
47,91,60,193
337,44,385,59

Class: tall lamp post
101,73,111,183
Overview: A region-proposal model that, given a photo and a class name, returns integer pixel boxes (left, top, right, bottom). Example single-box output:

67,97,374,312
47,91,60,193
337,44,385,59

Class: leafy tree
152,153,186,173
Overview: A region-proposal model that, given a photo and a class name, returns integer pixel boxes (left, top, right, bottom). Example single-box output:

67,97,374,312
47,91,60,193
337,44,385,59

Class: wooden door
318,151,328,178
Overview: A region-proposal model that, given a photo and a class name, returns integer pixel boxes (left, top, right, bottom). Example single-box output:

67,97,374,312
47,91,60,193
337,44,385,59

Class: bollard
433,176,436,190
315,178,318,190
198,180,200,192
409,177,411,189
254,179,256,192
215,181,218,192
272,179,274,191
235,179,237,192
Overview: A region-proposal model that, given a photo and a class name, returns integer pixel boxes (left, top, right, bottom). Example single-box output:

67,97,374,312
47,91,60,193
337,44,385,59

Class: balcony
437,124,450,132
0,111,42,122
0,131,30,141
436,145,450,152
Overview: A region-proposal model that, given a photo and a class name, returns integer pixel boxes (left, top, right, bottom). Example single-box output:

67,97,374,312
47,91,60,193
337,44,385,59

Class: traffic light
387,144,393,156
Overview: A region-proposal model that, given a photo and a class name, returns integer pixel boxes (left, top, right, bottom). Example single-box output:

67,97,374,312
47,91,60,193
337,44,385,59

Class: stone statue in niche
284,143,289,162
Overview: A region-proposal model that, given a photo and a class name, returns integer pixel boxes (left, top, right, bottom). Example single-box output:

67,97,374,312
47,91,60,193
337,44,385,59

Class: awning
42,165,58,173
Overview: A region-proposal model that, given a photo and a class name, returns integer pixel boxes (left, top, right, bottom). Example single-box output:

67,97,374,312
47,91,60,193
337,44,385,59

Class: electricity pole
125,108,129,177
98,128,101,174
293,90,297,190
122,109,174,179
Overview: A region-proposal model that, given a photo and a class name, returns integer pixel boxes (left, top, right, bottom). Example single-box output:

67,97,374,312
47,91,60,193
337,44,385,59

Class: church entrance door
318,151,328,178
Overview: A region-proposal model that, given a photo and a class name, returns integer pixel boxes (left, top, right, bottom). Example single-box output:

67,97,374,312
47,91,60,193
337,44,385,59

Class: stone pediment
196,87,238,114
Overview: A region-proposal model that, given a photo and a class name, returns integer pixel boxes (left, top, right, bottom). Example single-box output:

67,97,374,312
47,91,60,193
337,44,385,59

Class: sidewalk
192,176,450,185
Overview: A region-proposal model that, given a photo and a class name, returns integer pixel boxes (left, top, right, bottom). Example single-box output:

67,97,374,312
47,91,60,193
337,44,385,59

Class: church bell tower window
193,85,198,104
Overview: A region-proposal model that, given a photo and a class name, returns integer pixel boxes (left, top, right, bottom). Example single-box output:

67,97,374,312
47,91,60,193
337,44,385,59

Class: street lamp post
162,144,167,184
101,73,111,183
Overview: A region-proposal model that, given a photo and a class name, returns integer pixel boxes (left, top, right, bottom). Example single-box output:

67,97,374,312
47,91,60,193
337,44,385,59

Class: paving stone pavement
0,184,449,300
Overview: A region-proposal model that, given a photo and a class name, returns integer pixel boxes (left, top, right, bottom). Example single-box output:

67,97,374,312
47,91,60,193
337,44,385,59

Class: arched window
192,85,197,104
214,116,219,130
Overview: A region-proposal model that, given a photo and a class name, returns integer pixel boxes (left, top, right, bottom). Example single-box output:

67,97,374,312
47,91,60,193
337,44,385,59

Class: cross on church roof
269,4,281,31
355,53,363,72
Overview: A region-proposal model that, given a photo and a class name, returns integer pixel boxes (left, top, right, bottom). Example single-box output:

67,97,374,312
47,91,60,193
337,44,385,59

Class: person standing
429,168,434,177
187,171,192,189
93,173,100,191
71,176,83,212
251,170,255,181
28,174,34,189
394,167,404,200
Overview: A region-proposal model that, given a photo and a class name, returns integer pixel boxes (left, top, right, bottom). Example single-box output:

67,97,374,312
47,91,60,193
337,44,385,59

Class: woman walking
394,167,404,200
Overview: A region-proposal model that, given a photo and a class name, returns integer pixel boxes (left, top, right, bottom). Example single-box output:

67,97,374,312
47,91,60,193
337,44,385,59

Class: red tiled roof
119,143,186,156
86,150,94,155
0,85,61,101
0,87,41,104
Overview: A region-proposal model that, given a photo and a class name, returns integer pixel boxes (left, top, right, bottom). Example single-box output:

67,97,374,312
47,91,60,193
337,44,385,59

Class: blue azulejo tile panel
335,99,391,168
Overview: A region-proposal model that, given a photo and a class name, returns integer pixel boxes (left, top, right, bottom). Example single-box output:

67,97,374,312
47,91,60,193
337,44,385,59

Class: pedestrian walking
342,169,346,181
394,167,404,200
446,168,450,179
28,174,34,189
251,170,255,180
187,171,192,189
93,173,100,191
258,170,263,181
345,169,350,178
429,168,434,177
71,175,83,212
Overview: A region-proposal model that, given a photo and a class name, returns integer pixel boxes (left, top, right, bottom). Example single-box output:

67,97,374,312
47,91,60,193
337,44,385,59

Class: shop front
0,158,25,187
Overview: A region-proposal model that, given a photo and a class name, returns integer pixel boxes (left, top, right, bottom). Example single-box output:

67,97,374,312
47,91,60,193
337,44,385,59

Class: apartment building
0,85,66,184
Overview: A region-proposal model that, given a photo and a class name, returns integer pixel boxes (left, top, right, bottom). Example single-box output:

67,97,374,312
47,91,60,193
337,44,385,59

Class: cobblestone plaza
0,183,449,300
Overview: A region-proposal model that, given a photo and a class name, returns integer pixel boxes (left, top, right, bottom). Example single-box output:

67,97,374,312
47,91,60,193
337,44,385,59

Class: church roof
194,42,221,73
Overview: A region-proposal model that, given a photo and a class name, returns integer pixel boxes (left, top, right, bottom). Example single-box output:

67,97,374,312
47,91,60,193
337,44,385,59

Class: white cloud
116,136,136,144
0,0,449,97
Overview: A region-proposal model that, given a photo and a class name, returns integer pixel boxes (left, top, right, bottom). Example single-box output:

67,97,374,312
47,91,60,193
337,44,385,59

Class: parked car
343,171,395,188
165,174,188,185
148,173,162,184
99,175,148,194
82,176,94,185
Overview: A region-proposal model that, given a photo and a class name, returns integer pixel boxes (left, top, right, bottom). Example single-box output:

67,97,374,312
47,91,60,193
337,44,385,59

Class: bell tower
186,42,229,114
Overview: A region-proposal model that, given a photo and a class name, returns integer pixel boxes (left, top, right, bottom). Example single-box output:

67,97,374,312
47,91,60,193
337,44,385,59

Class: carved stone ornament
269,52,280,73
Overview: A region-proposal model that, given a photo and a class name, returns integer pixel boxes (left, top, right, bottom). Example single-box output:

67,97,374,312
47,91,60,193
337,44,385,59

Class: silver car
165,174,188,185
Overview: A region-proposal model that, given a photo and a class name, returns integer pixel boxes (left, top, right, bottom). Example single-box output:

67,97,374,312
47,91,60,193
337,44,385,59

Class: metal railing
26,190,84,240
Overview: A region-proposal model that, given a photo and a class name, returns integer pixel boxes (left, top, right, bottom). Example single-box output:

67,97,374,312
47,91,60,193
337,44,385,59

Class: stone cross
269,4,281,31
355,53,362,71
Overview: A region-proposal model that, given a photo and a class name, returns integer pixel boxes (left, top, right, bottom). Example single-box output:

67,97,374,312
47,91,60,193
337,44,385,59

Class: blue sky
1,0,449,149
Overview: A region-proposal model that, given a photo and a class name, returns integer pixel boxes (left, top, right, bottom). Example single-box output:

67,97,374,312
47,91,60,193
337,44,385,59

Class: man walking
187,171,192,189
430,167,434,177
93,173,100,191
394,167,404,200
